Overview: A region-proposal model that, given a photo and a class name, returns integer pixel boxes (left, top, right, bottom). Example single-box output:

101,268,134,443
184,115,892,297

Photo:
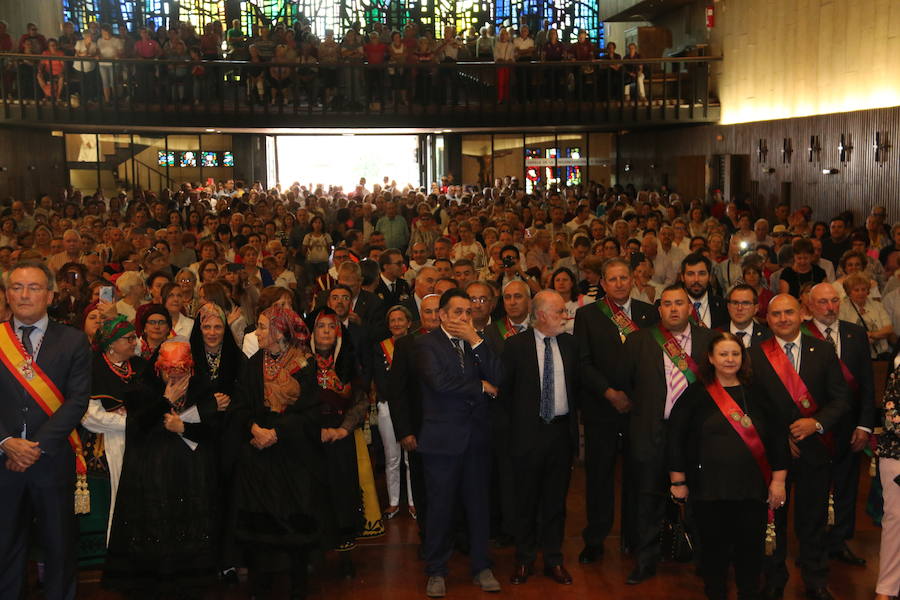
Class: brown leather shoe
543,565,573,585
510,562,533,585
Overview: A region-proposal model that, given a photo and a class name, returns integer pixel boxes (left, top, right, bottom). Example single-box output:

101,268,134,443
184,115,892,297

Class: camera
501,255,517,268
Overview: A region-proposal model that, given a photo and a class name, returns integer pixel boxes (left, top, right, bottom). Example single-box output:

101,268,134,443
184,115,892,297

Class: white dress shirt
730,322,755,346
775,332,803,373
812,319,841,357
534,328,568,417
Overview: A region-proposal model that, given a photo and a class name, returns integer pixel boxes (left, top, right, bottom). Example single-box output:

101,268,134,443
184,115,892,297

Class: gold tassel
827,491,835,526
870,455,877,478
74,473,90,515
764,518,776,556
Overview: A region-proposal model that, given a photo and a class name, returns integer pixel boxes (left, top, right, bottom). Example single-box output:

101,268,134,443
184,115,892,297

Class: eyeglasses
727,300,755,307
178,278,195,284
145,319,168,327
9,284,47,294
122,334,138,343
469,296,489,304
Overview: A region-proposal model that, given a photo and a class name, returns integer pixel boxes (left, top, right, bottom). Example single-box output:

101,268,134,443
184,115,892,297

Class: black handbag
660,499,694,563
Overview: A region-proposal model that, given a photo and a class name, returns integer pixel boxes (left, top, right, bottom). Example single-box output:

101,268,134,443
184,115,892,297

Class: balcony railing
0,53,721,129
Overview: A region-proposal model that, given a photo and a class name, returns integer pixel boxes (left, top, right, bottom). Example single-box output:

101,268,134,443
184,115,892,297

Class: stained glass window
61,0,600,43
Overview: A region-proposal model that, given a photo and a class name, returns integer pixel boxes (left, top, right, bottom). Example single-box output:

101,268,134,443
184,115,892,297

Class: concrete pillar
0,0,64,40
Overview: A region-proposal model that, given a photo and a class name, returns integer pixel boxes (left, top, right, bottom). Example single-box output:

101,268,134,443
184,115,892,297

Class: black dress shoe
578,545,603,564
510,562,533,585
829,544,866,566
805,588,835,600
543,565,573,585
626,565,656,585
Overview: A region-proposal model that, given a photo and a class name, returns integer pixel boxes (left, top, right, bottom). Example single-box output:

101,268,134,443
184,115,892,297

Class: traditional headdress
261,305,310,352
155,339,194,374
93,315,135,352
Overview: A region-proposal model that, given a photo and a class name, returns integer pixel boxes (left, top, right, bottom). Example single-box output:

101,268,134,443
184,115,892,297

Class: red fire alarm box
706,5,715,28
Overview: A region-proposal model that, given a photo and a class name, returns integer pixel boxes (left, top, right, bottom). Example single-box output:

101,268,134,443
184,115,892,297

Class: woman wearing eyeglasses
81,316,146,550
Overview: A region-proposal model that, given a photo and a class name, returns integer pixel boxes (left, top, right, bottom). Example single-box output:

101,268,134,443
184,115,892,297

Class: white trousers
377,401,414,508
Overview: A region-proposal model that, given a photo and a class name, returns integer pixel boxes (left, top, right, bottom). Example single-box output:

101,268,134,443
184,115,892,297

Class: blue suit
415,327,502,577
0,319,91,600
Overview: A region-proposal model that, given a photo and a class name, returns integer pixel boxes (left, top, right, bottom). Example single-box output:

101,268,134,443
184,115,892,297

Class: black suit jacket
723,321,773,347
501,329,580,457
621,323,717,462
375,277,413,315
0,320,91,467
705,294,730,329
415,329,502,456
574,298,658,423
833,320,876,451
387,333,423,441
748,334,851,466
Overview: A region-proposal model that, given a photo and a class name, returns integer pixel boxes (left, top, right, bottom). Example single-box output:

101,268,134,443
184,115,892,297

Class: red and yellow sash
598,296,639,341
705,380,772,485
760,337,834,453
800,321,858,392
379,338,396,368
690,304,707,328
0,322,89,513
651,325,698,384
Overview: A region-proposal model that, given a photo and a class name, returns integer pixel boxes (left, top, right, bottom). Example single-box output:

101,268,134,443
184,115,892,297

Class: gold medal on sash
800,397,811,409
740,415,753,428
730,411,741,422
20,360,34,380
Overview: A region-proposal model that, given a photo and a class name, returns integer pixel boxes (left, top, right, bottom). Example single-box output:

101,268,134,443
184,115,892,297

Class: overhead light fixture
205,128,216,132
822,168,839,175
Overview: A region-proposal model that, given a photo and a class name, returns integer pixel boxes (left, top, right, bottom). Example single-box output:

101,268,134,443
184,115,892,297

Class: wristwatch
814,420,824,435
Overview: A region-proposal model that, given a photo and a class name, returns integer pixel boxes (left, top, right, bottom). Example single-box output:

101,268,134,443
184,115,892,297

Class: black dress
103,368,220,596
667,382,789,600
231,351,328,569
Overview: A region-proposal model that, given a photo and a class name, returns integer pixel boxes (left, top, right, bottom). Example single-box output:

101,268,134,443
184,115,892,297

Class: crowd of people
0,18,647,108
1,173,900,600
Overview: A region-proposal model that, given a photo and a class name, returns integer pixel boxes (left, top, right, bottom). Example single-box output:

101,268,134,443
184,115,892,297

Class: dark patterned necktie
451,338,465,372
824,327,837,350
19,325,35,356
540,337,555,423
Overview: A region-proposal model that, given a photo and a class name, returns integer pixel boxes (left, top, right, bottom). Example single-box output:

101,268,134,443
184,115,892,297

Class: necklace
206,350,221,381
264,349,287,380
103,353,134,381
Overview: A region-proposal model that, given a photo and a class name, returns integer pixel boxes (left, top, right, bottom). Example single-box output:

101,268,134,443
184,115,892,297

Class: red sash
651,325,699,384
496,317,523,340
690,304,707,328
801,321,858,392
599,296,639,341
705,380,772,485
760,337,834,453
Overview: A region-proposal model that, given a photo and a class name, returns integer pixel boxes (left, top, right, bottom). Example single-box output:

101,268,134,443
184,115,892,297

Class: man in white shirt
810,237,836,282
642,234,676,286
404,242,434,285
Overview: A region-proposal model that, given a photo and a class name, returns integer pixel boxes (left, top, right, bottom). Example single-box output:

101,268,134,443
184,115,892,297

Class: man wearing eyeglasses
376,248,413,312
0,260,91,600
725,284,771,347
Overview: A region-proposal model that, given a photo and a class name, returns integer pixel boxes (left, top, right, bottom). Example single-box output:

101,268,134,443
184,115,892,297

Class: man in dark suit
376,248,414,313
620,283,716,585
389,293,442,542
681,252,729,329
725,283,772,347
416,289,503,598
503,290,579,586
0,260,91,600
807,283,875,567
748,294,850,600
574,257,657,564
482,280,532,546
326,284,372,386
316,261,387,343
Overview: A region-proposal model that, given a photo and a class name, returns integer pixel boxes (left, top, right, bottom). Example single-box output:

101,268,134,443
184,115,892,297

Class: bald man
806,283,875,567
748,294,851,600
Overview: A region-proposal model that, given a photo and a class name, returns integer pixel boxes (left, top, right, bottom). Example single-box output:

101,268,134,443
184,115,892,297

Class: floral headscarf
93,314,135,352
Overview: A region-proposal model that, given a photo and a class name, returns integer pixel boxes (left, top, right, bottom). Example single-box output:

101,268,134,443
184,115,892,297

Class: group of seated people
0,17,648,108
3,174,900,600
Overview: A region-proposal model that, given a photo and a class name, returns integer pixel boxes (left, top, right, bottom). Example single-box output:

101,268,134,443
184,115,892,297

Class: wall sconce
808,136,822,162
27,165,36,171
761,167,776,174
838,134,853,162
781,138,793,164
875,132,891,163
624,163,632,172
822,168,839,175
0,167,7,172
757,139,768,163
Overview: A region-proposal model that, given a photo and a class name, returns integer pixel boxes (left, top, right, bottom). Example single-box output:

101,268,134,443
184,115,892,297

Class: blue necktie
783,342,796,369
540,337,555,423
693,302,701,314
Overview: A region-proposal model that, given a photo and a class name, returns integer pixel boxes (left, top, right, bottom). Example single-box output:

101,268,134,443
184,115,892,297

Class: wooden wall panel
617,105,900,224
0,127,66,202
